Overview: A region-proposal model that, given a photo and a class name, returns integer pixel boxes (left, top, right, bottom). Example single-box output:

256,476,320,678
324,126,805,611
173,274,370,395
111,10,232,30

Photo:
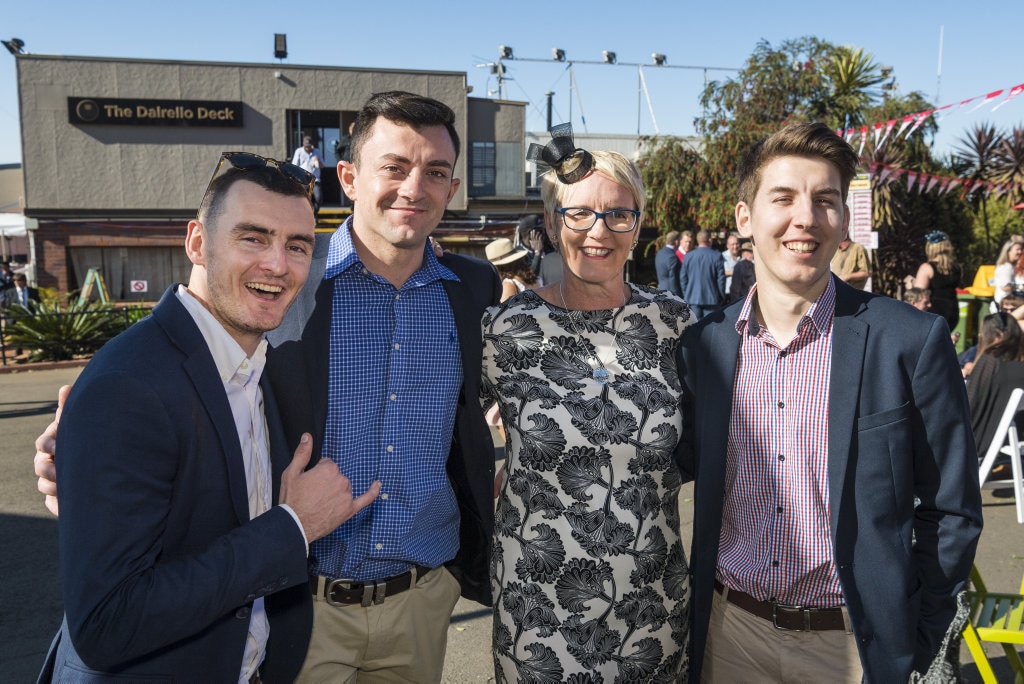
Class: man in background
678,229,725,318
721,232,741,292
655,230,682,296
831,236,870,289
291,135,325,217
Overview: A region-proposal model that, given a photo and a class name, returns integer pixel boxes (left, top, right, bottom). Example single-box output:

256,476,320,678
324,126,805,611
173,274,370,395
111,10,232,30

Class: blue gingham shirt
310,220,463,581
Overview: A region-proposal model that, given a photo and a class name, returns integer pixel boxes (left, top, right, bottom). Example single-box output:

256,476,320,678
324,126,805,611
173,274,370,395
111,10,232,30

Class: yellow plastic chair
963,564,1024,683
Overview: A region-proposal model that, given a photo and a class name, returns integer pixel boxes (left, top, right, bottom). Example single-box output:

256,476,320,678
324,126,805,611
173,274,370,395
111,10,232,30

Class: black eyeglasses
199,152,315,208
557,207,640,233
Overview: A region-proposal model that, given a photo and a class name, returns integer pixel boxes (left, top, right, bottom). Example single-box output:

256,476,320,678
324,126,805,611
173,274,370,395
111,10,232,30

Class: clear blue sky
1,0,1021,165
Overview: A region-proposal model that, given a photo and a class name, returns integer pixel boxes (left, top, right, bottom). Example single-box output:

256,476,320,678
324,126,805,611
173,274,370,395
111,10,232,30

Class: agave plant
3,299,143,362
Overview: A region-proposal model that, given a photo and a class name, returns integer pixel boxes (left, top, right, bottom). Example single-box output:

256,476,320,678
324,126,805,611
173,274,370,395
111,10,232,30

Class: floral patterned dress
482,284,695,683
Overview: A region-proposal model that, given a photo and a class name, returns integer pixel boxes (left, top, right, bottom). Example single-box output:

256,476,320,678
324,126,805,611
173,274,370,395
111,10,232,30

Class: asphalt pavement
1,366,1020,682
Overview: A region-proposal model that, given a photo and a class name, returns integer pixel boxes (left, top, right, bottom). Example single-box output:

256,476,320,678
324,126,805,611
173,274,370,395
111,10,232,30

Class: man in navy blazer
40,159,378,682
264,91,501,681
679,123,982,681
655,230,682,296
679,229,726,318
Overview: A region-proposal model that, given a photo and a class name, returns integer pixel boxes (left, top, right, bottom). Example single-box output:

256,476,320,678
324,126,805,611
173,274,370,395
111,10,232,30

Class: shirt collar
324,215,459,285
735,275,837,338
175,285,267,386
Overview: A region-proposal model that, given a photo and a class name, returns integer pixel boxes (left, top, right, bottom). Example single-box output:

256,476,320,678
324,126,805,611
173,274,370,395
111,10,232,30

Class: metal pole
545,91,554,130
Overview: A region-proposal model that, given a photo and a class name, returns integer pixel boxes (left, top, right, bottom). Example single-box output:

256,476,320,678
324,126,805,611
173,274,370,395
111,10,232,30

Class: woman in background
485,237,538,303
992,236,1024,310
966,312,1024,459
913,230,963,332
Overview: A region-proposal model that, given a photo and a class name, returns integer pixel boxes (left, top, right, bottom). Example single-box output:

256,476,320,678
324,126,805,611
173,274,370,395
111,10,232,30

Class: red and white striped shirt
717,278,845,607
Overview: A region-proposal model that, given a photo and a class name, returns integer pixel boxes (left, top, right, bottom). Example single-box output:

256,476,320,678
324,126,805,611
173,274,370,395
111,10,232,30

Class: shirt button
390,393,397,401
386,445,394,453
779,350,787,358
778,454,785,461
394,343,400,350
395,293,401,300
777,401,784,409
375,543,383,550
381,493,389,500
776,506,784,513
772,560,780,567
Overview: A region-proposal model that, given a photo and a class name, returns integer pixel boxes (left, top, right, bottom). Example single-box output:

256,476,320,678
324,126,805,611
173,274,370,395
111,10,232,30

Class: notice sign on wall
68,97,244,128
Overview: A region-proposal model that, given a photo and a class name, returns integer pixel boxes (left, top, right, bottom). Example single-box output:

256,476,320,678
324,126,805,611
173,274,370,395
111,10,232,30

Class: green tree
954,123,1004,257
636,136,705,246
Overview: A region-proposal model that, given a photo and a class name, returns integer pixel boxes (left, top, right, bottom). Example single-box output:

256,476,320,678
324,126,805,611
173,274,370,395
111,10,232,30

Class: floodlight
552,48,565,62
499,45,513,59
602,51,616,64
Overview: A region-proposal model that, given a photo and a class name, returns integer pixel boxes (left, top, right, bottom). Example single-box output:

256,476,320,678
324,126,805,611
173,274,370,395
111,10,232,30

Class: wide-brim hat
485,238,529,266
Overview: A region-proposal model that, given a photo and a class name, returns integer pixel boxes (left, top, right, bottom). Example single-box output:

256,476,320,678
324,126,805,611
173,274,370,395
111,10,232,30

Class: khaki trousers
702,585,864,683
296,566,463,684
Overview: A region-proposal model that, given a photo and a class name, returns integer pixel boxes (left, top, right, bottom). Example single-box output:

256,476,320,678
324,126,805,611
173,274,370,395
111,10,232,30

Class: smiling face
736,155,848,301
340,117,460,258
550,171,638,291
185,179,315,355
1011,243,1024,264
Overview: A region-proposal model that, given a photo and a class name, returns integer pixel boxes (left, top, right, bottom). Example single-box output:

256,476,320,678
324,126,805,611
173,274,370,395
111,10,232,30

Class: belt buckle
324,578,357,607
771,602,810,631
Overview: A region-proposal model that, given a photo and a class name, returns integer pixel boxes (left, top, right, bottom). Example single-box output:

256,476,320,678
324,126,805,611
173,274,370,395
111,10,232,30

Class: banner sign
68,97,244,128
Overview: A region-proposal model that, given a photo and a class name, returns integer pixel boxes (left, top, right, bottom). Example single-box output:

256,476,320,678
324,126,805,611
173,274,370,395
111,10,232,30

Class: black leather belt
715,580,846,631
310,565,434,607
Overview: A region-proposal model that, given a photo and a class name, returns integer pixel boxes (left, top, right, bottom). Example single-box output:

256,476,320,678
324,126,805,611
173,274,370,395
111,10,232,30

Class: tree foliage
638,35,1004,297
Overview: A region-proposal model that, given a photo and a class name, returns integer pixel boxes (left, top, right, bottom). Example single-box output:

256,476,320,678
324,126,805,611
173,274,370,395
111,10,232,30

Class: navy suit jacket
43,287,311,682
655,245,682,296
679,278,982,681
266,234,501,605
678,245,726,307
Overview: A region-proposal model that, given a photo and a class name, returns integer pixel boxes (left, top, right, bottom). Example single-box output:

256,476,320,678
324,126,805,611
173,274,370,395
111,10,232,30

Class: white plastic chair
978,387,1024,524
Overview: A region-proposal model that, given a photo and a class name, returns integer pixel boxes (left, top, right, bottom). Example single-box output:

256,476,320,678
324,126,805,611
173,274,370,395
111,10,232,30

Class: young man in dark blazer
265,92,501,682
679,123,982,681
40,158,378,682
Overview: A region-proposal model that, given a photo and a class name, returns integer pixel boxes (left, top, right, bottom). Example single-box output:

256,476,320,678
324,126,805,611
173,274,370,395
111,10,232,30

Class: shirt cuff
277,504,309,554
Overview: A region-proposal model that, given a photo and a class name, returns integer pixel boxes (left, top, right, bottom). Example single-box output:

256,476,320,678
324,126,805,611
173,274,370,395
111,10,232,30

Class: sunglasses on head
924,230,948,244
199,152,315,209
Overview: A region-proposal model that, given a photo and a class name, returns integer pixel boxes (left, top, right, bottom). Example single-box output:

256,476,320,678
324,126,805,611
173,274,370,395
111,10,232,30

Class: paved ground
1,366,1021,681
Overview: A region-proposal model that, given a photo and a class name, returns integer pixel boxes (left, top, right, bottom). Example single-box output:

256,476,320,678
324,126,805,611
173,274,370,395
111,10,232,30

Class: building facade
15,54,531,296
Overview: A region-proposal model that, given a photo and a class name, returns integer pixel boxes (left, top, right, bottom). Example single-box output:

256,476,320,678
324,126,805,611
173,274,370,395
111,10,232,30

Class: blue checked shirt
310,220,463,581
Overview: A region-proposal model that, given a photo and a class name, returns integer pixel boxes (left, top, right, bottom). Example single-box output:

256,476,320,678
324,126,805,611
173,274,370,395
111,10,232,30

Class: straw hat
485,238,528,266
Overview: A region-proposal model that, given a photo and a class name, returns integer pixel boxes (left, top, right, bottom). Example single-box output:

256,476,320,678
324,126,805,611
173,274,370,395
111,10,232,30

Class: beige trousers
296,566,463,684
702,586,864,683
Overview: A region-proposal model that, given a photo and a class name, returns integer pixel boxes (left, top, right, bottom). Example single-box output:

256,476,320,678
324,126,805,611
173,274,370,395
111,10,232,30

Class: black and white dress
482,285,694,683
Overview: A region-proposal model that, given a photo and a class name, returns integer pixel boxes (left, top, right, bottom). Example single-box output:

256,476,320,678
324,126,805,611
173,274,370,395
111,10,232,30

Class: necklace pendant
592,367,610,384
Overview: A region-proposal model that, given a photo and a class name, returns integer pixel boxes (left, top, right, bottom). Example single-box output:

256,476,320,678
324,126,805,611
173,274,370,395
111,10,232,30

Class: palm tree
815,46,885,132
954,124,1004,257
993,126,1024,208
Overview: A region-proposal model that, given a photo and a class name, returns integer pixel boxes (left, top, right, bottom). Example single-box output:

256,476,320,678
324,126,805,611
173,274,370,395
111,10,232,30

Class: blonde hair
924,238,957,276
996,237,1024,267
541,150,645,232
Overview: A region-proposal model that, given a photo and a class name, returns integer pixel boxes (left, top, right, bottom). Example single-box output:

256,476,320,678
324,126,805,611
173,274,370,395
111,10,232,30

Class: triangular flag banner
896,114,916,140
907,110,933,137
992,82,1024,112
967,89,1004,114
938,178,951,195
906,171,919,191
878,119,898,147
873,122,884,148
926,175,942,193
858,126,869,156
